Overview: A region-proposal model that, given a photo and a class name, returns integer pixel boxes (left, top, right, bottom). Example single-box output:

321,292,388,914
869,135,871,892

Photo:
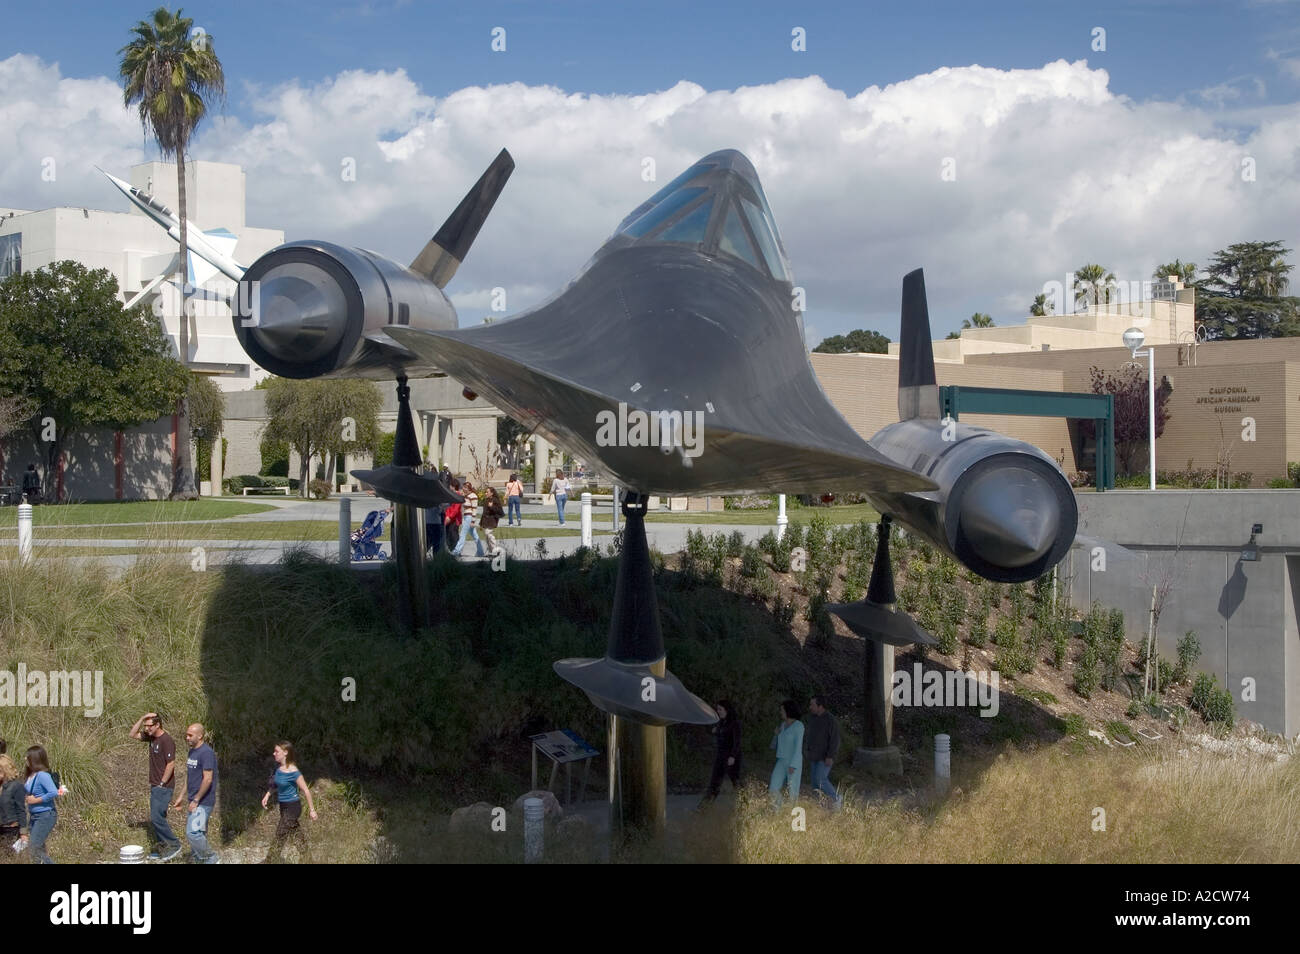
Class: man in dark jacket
805,695,843,809
22,464,40,503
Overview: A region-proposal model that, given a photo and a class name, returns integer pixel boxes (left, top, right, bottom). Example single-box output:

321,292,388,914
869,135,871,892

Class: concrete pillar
17,502,32,564
523,797,544,863
209,435,222,497
581,492,593,546
339,496,351,565
777,494,788,541
533,435,551,494
934,734,951,795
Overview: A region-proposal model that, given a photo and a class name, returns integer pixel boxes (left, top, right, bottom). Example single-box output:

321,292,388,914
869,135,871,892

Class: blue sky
3,0,1299,343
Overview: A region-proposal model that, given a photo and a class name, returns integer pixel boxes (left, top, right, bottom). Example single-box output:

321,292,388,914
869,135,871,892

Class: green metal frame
939,385,1114,491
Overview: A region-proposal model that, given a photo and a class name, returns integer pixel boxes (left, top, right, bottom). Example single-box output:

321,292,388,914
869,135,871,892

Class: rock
512,789,564,819
449,801,499,834
556,815,589,839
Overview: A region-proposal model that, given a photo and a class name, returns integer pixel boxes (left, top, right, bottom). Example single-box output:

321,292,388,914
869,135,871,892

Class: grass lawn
1,522,610,543
646,503,879,525
0,499,275,527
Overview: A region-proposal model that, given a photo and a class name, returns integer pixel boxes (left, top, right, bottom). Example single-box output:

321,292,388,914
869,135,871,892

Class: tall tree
962,312,995,329
1152,260,1197,285
1080,365,1172,476
119,6,226,498
1074,264,1116,311
812,329,891,354
0,261,190,500
1030,293,1052,317
1194,241,1299,340
262,378,381,496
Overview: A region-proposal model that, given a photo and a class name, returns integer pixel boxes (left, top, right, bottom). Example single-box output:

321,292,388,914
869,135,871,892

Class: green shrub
967,613,988,648
259,437,290,477
773,596,796,626
1105,720,1136,743
1125,698,1143,719
1155,657,1175,694
1190,672,1235,725
1074,644,1100,698
937,618,958,655
739,545,764,579
726,530,746,558
1051,619,1070,669
309,479,332,500
1174,631,1201,684
1267,476,1293,489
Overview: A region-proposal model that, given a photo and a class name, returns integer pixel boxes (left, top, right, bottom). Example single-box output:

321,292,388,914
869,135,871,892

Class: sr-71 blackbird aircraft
219,147,1077,585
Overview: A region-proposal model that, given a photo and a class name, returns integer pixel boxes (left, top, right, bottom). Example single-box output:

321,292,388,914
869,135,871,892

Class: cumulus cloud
2,53,1298,340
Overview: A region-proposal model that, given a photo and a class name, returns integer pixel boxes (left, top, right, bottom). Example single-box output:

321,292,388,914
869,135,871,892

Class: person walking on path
261,741,318,863
480,486,505,555
698,700,742,806
23,744,63,863
506,473,524,526
552,470,569,525
769,700,804,810
443,479,463,553
130,712,182,861
805,695,843,810
0,754,28,853
452,480,486,558
171,723,219,864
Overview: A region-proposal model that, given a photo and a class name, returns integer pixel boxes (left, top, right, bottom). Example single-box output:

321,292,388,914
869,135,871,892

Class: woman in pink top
506,473,524,526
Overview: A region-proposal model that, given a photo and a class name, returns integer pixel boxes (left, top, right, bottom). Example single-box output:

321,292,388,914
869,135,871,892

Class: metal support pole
776,493,788,541
523,796,544,864
338,496,351,565
391,376,429,632
1147,346,1156,490
934,734,951,795
612,485,620,532
581,492,593,547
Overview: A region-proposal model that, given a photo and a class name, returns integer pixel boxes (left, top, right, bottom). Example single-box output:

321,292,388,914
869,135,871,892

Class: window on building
0,233,20,279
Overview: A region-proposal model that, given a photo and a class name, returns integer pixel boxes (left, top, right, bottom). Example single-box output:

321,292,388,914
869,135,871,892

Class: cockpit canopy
614,150,792,283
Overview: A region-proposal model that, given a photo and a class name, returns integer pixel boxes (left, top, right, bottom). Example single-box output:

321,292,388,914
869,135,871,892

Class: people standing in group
23,744,63,863
506,473,524,526
552,470,569,525
22,463,40,504
452,480,485,558
425,503,445,556
0,754,27,853
171,723,219,864
443,479,463,553
805,695,843,811
129,712,182,862
261,741,319,863
769,700,804,810
698,699,742,807
479,486,505,556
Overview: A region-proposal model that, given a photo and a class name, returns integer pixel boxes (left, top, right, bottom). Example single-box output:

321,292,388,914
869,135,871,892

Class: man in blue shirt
171,723,219,864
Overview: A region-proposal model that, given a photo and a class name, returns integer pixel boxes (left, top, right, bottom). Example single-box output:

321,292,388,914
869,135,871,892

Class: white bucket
120,844,146,864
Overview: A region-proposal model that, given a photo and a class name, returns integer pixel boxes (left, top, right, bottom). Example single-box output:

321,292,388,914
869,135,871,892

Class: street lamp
1123,327,1156,490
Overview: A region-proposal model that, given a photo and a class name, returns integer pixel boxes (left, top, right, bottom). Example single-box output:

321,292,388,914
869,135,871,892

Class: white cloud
2,53,1298,341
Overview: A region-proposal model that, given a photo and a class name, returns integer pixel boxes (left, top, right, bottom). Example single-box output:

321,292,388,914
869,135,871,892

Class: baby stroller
350,509,390,561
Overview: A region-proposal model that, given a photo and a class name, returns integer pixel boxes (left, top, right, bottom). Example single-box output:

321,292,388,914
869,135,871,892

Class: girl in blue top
769,700,804,810
23,744,63,864
261,741,318,862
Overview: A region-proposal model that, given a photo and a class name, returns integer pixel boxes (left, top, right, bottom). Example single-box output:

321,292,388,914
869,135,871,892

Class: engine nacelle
232,240,457,380
866,418,1078,583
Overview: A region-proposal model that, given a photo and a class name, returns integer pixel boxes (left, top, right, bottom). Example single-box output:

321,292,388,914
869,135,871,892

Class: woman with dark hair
261,741,318,862
452,480,486,558
23,744,63,863
443,479,463,553
698,700,742,806
505,473,524,526
480,486,505,556
769,699,804,810
0,754,28,852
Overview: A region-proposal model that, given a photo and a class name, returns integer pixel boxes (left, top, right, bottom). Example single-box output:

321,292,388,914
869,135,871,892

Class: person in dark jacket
0,754,27,851
21,464,40,504
698,699,742,806
805,694,843,810
480,487,505,555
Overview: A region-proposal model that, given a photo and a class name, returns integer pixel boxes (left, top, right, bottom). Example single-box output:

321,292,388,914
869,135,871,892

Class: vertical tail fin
410,148,515,288
897,267,940,420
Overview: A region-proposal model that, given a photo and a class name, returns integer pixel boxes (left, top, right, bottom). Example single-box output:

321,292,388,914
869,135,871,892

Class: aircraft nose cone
959,467,1059,569
248,262,348,362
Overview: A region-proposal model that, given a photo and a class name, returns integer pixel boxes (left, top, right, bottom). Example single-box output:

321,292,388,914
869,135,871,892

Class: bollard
17,502,33,565
934,733,951,795
339,496,351,565
523,796,544,863
612,485,620,533
776,494,788,542
119,844,145,864
581,492,593,547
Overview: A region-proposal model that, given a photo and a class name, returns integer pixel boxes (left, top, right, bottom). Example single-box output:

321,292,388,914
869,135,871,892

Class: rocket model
97,167,245,288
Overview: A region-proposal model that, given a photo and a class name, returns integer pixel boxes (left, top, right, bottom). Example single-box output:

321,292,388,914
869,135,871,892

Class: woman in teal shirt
261,741,318,862
769,700,804,809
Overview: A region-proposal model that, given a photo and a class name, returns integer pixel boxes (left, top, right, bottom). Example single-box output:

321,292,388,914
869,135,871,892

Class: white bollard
17,502,33,565
935,734,951,795
776,494,788,541
523,796,544,864
581,492,593,547
612,485,620,532
339,496,351,565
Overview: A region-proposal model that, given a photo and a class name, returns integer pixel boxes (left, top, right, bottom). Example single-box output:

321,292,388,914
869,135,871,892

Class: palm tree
1152,260,1197,285
1030,293,1052,316
119,6,224,498
1074,263,1116,311
962,312,995,329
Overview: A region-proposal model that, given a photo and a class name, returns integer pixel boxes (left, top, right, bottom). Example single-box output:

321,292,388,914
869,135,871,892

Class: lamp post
1122,327,1155,490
